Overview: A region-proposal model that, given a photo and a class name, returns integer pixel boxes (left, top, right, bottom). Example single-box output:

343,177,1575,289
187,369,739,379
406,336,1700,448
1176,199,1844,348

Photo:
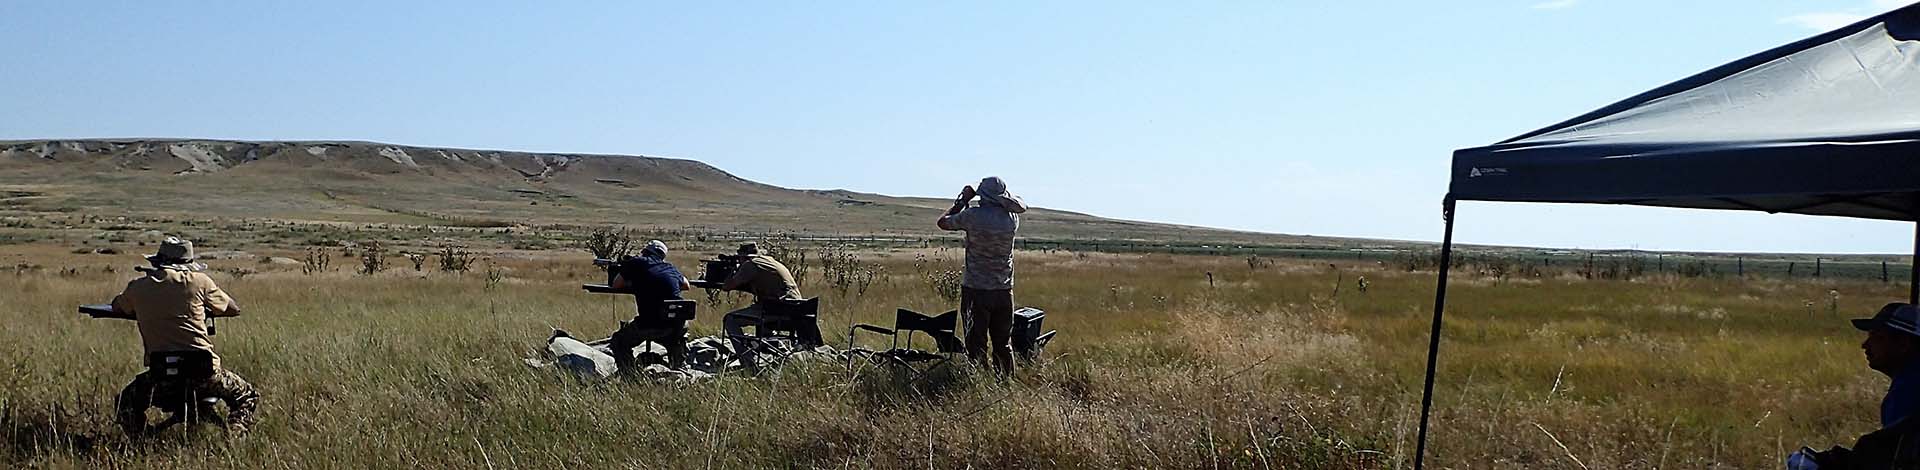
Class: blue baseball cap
1853,303,1920,336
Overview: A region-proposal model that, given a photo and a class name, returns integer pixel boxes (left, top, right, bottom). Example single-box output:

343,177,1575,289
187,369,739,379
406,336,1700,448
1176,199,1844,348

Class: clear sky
2,1,1915,254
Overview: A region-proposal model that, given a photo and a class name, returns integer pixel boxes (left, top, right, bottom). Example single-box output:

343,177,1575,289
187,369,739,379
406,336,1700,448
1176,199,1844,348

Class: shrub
302,248,331,275
438,245,475,273
580,227,634,259
359,241,387,275
484,261,506,290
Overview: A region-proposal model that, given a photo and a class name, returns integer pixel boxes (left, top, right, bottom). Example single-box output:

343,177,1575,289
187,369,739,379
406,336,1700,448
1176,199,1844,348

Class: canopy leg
1414,197,1457,470
1910,219,1917,304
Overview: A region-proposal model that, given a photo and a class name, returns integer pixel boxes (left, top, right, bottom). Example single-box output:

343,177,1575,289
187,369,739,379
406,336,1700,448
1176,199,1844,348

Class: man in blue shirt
607,240,693,373
1858,303,1920,428
1791,303,1920,469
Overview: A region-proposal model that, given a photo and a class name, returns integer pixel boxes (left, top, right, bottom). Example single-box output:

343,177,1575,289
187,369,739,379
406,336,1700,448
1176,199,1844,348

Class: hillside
0,139,1367,247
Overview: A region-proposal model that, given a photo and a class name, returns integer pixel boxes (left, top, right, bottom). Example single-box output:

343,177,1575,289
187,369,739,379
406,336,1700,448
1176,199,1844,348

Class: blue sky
2,1,1915,254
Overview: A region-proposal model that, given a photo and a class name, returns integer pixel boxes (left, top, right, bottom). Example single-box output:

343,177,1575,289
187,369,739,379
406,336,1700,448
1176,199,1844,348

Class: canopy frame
1415,3,1920,466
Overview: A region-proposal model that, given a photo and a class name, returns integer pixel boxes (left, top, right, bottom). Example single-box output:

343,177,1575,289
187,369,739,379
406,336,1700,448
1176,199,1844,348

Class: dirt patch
166,144,227,173
377,147,418,168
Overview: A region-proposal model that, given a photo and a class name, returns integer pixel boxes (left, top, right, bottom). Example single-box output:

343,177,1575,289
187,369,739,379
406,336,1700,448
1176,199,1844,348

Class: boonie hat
147,237,196,264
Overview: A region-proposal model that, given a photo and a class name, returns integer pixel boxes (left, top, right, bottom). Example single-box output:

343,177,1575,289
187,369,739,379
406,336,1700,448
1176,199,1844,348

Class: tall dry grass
0,243,1901,468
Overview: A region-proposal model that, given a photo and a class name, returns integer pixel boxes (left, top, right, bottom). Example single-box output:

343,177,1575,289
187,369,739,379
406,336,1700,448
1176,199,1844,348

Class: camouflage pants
116,368,260,434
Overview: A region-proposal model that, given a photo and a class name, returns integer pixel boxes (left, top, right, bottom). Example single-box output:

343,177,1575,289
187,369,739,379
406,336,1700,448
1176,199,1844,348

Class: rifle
690,254,745,290
584,257,625,294
78,304,129,319
586,254,742,293
77,304,217,335
103,265,228,334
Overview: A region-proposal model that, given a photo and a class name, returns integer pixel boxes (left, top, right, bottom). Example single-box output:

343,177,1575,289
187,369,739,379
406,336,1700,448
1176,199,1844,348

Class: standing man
937,176,1027,376
719,243,803,351
110,237,259,435
606,240,694,372
1791,303,1920,469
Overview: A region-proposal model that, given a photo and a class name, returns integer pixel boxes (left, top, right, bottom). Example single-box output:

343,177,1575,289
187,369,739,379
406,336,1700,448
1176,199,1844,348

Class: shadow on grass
2,395,249,464
2,400,100,460
849,357,981,413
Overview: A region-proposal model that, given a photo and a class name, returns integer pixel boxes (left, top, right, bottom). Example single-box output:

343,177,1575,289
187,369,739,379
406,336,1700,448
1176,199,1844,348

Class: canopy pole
1910,218,1918,304
1414,197,1458,470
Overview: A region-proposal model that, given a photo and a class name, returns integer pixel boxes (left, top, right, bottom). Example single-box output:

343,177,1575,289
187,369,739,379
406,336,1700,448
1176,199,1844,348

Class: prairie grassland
0,242,1903,469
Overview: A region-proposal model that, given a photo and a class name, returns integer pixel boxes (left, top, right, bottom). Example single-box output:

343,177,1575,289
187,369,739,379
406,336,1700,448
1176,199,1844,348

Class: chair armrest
846,324,893,350
850,324,894,336
1035,330,1057,348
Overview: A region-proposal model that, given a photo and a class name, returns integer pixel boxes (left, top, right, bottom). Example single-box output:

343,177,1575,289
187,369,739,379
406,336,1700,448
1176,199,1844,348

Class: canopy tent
1416,4,1920,468
1452,6,1920,220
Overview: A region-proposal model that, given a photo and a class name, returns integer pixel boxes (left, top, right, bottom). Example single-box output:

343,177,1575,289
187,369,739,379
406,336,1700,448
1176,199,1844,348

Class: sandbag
545,331,615,379
528,330,843,382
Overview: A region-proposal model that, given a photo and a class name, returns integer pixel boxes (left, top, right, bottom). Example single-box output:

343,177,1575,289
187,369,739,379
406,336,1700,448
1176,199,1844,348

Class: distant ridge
0,138,1357,246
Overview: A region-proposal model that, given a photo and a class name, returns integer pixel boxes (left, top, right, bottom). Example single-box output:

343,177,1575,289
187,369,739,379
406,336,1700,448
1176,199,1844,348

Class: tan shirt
723,254,802,304
110,268,239,368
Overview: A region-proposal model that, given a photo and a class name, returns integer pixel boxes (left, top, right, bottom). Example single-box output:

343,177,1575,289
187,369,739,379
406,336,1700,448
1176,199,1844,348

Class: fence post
1738,257,1745,278
1789,262,1797,277
1586,253,1594,279
1816,258,1824,278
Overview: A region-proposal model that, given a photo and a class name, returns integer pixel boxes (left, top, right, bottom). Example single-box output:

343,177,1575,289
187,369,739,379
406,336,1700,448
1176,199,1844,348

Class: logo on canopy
1469,167,1508,178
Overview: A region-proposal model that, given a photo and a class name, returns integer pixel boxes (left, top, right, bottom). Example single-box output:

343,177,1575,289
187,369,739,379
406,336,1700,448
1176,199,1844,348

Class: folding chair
731,297,824,365
761,297,824,346
608,299,697,370
118,350,223,435
1011,307,1058,360
846,308,965,381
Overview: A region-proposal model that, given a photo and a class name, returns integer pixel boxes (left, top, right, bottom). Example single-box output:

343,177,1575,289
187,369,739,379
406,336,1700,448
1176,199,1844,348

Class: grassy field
0,225,1907,469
